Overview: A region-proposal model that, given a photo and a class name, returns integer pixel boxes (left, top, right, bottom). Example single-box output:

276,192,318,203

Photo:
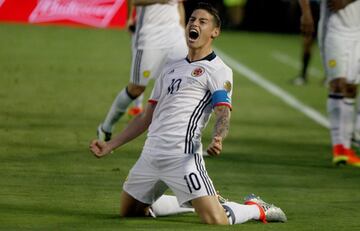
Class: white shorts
130,39,187,86
323,34,360,84
123,151,217,207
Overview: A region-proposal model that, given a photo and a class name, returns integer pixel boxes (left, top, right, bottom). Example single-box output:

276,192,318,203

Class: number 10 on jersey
184,172,201,193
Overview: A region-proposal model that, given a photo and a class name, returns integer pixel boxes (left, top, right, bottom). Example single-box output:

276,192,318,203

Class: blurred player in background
223,0,247,29
299,0,360,167
90,3,287,225
125,1,143,117
97,0,187,141
292,0,320,86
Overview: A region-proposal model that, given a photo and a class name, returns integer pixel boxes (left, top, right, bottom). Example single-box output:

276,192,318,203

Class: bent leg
102,86,137,132
328,78,346,147
127,84,146,117
120,190,150,217
341,83,357,148
127,83,146,99
191,195,228,225
301,35,314,80
150,195,194,217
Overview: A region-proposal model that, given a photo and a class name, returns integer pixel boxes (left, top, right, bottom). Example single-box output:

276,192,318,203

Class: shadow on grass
0,202,203,227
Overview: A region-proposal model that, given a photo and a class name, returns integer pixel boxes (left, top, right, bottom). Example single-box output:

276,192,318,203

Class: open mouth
189,29,199,41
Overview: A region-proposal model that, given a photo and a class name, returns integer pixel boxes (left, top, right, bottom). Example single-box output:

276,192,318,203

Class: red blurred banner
0,0,127,28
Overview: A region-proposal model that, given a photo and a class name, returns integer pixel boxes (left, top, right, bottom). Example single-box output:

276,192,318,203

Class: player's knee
120,206,136,217
193,196,229,225
119,191,149,217
120,207,148,217
127,84,146,98
344,84,357,98
119,209,130,217
329,78,346,94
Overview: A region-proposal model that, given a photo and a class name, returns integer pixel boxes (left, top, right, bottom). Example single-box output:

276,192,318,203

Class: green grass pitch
0,24,359,231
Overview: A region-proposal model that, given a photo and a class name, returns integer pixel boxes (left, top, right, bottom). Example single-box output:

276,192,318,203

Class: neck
187,46,213,62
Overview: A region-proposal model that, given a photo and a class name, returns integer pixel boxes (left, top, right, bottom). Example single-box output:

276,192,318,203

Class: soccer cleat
332,145,360,167
97,124,112,142
332,144,348,166
343,147,360,168
127,106,143,118
244,194,287,223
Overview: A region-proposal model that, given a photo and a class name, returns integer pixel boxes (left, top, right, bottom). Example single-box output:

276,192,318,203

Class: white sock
102,88,134,133
134,93,144,109
327,94,343,146
340,98,355,148
222,201,260,225
150,195,194,217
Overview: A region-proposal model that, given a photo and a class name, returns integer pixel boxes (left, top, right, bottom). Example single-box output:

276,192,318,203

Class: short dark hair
193,2,221,28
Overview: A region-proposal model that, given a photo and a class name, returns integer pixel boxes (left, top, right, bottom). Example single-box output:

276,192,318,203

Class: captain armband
212,90,232,110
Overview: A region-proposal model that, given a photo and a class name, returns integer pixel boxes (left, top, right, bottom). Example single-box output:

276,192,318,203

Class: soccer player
299,0,360,167
90,3,287,225
97,0,187,141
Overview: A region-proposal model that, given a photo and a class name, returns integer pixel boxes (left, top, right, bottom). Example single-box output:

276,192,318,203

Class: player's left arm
207,105,231,156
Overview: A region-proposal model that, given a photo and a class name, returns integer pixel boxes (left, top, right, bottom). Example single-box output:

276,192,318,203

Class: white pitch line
271,50,323,78
215,48,330,129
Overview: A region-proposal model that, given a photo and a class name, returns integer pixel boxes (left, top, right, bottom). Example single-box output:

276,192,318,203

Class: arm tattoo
213,106,231,139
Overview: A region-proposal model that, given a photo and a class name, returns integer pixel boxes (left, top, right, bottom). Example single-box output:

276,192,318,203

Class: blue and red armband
212,90,232,109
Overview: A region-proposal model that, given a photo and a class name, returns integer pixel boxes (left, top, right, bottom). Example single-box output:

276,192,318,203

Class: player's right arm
206,66,233,157
207,105,231,156
89,103,156,158
298,0,314,36
132,0,172,6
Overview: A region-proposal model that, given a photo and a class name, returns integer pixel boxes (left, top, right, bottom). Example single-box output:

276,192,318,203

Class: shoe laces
260,203,272,213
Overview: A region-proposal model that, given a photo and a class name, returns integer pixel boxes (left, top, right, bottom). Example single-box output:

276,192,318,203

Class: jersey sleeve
207,67,233,109
148,73,163,105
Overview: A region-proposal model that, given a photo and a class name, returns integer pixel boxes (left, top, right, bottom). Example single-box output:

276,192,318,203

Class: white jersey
133,3,185,49
319,0,360,39
144,52,233,156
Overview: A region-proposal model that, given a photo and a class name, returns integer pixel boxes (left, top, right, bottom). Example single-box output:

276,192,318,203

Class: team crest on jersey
191,67,205,77
224,81,232,92
328,59,337,68
143,70,151,78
